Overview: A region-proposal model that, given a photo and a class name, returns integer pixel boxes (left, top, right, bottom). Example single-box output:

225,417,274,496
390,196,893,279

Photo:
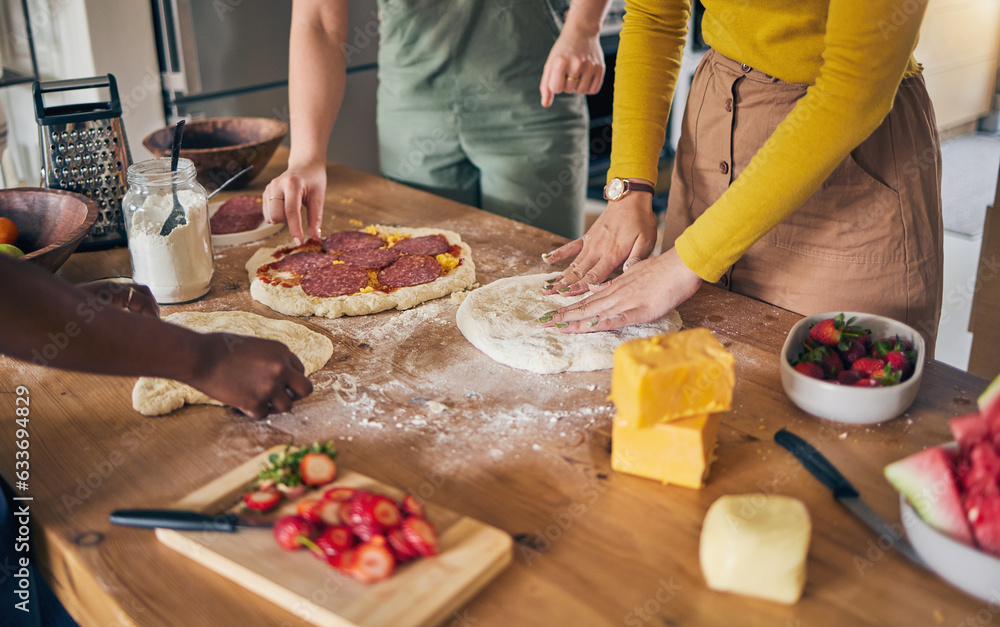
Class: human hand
540,22,605,107
187,333,314,419
78,280,159,318
545,247,702,333
262,160,327,245
542,191,657,296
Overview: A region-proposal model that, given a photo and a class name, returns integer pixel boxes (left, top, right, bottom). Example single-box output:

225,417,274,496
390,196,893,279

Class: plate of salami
209,196,283,248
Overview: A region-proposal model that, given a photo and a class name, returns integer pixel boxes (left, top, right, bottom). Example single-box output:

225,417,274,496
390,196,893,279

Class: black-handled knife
110,509,273,532
774,428,926,568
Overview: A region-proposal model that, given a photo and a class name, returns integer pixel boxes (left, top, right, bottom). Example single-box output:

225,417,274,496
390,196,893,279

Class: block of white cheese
699,494,811,604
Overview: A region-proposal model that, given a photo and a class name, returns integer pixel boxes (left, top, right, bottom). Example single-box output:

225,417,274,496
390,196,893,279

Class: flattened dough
457,273,683,374
132,311,333,416
245,225,476,318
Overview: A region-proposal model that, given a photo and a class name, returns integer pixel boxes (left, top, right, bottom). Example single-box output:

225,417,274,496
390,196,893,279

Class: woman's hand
545,247,702,333
262,160,327,245
542,191,658,296
186,333,314,419
540,22,605,107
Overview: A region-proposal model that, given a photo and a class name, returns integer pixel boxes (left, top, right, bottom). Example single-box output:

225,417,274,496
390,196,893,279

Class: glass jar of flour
122,158,213,303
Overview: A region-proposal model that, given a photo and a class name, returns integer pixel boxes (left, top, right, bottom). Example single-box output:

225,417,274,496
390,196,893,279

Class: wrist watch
603,177,655,201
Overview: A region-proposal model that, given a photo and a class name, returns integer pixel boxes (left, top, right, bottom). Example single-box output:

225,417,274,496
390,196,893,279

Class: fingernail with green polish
554,322,569,328
537,315,553,323
545,277,558,283
557,287,570,293
588,282,600,287
541,252,552,259
544,310,558,316
588,320,600,327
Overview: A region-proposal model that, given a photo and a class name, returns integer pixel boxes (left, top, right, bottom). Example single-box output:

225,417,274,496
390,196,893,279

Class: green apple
0,243,24,258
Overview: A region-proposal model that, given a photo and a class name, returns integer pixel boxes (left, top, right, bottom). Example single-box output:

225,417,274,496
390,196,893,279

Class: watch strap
624,181,655,195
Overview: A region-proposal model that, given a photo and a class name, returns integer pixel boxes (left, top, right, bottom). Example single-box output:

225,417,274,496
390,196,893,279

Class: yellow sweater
608,0,926,282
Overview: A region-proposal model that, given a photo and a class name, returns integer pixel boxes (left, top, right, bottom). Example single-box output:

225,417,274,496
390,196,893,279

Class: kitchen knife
774,428,926,568
109,509,273,532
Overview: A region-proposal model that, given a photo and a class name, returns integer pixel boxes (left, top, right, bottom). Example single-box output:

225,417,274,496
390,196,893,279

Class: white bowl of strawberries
780,311,925,424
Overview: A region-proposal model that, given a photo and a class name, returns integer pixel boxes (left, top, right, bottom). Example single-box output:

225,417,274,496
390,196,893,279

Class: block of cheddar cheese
611,413,721,488
699,494,811,604
611,328,735,429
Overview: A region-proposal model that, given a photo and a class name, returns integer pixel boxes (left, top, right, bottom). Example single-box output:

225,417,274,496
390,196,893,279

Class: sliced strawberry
277,483,307,500
401,517,438,557
387,528,419,562
320,525,356,551
317,499,344,525
273,515,317,551
348,492,379,526
322,486,357,502
295,497,324,524
372,495,402,529
851,357,886,377
338,500,354,526
333,548,357,573
351,520,382,543
351,536,396,583
401,494,425,518
793,362,824,379
299,452,337,486
243,488,281,512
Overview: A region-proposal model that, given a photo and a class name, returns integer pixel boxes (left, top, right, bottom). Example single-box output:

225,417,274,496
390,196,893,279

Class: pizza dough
456,273,683,374
132,311,333,416
245,225,476,318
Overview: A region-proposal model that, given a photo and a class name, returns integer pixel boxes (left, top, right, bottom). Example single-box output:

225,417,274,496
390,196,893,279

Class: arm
263,0,350,245
543,0,690,289
0,255,312,419
540,0,614,107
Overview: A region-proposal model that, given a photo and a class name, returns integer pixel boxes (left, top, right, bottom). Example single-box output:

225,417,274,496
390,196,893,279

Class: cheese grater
33,74,132,249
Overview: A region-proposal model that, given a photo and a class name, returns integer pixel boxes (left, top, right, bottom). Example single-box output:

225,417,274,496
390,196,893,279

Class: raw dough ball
456,273,682,374
132,311,333,416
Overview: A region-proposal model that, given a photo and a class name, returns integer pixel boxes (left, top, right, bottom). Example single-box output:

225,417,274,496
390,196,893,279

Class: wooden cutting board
155,446,512,627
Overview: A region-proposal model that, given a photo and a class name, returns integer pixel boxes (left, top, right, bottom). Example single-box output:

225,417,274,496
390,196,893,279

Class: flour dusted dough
132,311,333,416
245,225,476,318
457,273,683,374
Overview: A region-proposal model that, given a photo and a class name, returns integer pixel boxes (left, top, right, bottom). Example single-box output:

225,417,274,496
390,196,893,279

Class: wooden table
1,148,991,626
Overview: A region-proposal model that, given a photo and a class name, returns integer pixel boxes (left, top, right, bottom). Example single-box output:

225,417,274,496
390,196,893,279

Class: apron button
719,275,729,288
719,161,729,175
725,98,733,112
741,63,752,72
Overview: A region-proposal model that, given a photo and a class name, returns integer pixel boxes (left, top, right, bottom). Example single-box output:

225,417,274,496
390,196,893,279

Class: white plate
208,200,283,248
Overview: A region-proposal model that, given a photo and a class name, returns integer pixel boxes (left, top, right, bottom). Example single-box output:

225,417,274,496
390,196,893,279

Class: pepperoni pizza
244,225,476,318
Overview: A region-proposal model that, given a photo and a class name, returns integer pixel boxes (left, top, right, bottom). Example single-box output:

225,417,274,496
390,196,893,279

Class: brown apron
664,49,944,351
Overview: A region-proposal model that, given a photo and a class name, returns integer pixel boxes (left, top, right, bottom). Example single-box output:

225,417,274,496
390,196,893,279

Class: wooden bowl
142,117,288,191
0,188,98,272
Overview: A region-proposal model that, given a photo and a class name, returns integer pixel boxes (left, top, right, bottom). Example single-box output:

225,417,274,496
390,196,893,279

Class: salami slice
210,196,264,234
322,230,383,253
339,247,400,269
391,234,450,256
272,251,336,274
378,254,441,288
301,263,369,297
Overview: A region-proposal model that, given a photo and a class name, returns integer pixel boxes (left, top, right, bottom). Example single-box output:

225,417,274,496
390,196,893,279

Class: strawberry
837,339,868,367
884,350,913,379
818,349,844,378
350,521,382,543
338,500,354,526
849,327,872,350
273,515,317,551
853,378,882,388
871,363,902,386
808,313,858,347
295,498,324,524
371,495,403,529
333,548,357,573
317,499,344,525
401,517,438,557
243,488,281,512
276,484,308,500
851,357,886,377
401,494,425,518
313,525,356,564
387,528,420,562
299,452,337,486
835,370,865,386
793,362,824,379
351,536,396,583
322,486,357,502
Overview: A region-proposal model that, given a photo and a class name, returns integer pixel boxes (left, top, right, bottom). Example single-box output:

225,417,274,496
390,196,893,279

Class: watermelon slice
965,492,1000,557
962,442,1000,497
950,412,988,452
979,373,1000,421
885,446,975,546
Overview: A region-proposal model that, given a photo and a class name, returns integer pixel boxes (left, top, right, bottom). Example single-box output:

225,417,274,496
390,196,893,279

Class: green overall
377,0,589,239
